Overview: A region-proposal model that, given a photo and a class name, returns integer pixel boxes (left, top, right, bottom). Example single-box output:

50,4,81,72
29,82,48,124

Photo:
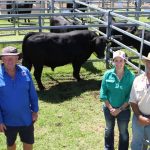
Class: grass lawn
0,57,133,150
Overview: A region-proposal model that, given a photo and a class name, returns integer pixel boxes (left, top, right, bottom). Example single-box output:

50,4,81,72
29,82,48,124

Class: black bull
22,30,107,90
107,26,150,56
66,1,87,12
50,16,87,33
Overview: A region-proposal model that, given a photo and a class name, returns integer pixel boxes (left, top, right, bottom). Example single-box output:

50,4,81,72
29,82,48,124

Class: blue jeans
103,105,131,150
131,114,150,150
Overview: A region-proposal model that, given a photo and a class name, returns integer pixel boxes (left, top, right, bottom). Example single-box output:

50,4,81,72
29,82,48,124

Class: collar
112,66,128,76
1,64,20,75
141,73,150,83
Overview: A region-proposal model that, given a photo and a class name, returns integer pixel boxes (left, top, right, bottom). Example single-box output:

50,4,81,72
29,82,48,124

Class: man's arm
32,112,38,123
130,102,150,126
130,102,141,117
0,124,6,132
0,111,6,132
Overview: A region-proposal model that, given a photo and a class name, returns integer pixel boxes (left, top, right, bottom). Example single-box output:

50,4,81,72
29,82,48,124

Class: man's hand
32,112,38,123
0,123,6,132
138,115,150,126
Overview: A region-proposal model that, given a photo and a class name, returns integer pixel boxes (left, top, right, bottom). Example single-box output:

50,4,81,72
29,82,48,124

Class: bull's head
92,36,107,59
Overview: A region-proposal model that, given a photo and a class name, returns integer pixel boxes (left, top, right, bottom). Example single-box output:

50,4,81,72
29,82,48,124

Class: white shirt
129,73,150,115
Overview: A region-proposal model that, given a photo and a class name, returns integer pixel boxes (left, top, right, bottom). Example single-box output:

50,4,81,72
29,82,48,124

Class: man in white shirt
129,53,150,150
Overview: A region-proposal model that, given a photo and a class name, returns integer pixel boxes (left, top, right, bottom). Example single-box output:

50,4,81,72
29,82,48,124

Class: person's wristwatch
119,106,124,111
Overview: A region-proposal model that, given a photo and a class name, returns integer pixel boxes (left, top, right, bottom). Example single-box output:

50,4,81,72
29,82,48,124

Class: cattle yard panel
0,0,150,73
0,1,52,36
0,1,51,14
50,0,150,29
51,0,150,19
102,10,150,72
50,0,149,71
0,0,52,29
0,0,149,22
0,0,150,15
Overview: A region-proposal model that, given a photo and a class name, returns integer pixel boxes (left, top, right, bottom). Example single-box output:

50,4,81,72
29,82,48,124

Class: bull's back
22,30,95,66
23,30,94,48
23,31,92,51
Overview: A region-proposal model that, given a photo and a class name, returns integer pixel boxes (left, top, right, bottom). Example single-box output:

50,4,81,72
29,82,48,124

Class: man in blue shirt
0,46,39,150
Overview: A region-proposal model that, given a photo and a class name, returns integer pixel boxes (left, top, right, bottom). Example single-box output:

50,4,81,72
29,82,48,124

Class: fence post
38,15,42,32
138,27,145,74
51,0,54,13
135,0,142,20
105,11,113,69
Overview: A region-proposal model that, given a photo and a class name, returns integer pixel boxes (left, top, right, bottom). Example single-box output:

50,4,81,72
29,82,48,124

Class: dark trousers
103,105,131,150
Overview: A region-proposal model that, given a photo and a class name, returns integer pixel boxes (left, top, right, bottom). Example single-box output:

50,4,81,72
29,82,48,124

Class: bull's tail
22,32,36,71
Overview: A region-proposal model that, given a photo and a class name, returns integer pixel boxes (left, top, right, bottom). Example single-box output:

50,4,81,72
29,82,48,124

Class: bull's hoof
8,19,13,23
75,78,83,82
77,78,81,82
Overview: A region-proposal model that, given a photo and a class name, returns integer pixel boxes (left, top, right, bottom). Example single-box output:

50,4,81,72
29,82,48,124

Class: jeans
131,114,150,150
103,105,131,150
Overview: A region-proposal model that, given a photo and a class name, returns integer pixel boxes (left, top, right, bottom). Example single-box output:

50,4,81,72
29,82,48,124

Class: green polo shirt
100,66,135,107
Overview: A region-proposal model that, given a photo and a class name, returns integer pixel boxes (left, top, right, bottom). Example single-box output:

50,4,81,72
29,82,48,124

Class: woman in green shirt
100,50,135,150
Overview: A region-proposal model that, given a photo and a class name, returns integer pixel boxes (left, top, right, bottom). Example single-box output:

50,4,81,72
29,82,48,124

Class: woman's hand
110,108,121,117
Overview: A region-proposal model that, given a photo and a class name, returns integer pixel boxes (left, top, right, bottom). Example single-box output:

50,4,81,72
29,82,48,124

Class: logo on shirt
22,71,27,76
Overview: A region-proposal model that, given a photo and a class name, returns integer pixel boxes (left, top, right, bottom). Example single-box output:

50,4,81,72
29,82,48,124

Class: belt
140,112,150,118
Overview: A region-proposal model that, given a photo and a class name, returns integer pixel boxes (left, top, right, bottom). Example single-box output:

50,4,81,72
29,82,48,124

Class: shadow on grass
82,62,102,74
37,79,102,104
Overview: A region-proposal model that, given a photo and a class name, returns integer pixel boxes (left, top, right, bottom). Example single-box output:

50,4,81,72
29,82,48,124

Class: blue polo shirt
100,66,135,107
0,64,38,126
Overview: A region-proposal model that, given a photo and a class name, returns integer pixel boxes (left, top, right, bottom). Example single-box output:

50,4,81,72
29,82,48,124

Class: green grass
0,57,133,150
0,18,50,42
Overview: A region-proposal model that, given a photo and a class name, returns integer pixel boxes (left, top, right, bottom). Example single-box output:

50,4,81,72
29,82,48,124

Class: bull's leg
8,12,12,22
22,59,32,71
72,63,82,81
33,64,45,90
8,17,14,23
